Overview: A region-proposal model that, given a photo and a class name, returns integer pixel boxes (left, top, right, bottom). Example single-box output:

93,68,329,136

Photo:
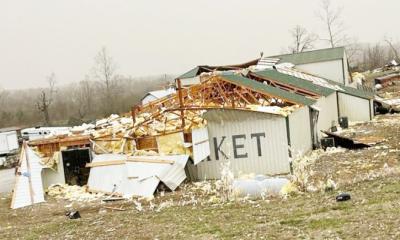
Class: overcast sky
1,0,399,90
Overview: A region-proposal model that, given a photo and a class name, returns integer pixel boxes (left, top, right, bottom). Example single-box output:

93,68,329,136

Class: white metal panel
88,154,135,197
296,59,345,85
127,155,188,191
312,93,338,141
196,110,290,180
88,154,189,197
181,76,200,87
141,95,158,105
338,92,371,122
276,66,343,91
11,146,45,209
192,127,210,164
288,107,312,155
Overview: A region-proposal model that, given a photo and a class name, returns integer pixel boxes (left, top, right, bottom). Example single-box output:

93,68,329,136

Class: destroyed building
10,47,375,208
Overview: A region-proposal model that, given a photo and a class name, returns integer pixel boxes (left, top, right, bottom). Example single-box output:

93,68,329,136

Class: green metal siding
271,47,345,65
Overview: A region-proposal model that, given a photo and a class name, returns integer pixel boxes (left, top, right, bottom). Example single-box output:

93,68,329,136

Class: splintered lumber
126,158,175,164
86,160,126,168
86,158,175,168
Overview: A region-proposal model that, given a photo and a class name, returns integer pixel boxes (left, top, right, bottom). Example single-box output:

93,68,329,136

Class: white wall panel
338,93,371,122
196,110,290,180
312,93,339,141
288,107,313,155
11,146,45,209
297,60,345,85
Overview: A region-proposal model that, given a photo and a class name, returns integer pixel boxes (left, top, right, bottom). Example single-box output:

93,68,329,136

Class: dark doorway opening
62,148,91,186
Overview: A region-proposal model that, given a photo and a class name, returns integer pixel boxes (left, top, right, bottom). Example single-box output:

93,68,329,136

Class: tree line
0,47,173,128
286,0,400,71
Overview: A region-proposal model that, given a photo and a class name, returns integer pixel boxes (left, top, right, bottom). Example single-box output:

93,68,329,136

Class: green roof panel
177,66,200,79
271,47,345,65
253,70,335,97
220,74,316,106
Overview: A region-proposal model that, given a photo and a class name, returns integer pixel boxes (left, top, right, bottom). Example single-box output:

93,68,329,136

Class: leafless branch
317,0,346,48
288,25,318,53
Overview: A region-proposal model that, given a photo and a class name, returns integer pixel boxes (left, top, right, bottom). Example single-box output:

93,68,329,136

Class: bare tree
362,43,386,70
72,78,93,120
36,73,56,126
92,47,118,115
317,0,346,48
344,37,362,68
288,25,318,53
384,37,400,62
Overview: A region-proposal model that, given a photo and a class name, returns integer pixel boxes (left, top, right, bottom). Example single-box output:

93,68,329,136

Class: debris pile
47,184,104,202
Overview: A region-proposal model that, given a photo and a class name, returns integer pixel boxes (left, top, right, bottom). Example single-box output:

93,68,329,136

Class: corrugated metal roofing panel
276,67,343,91
252,70,335,97
271,67,374,99
192,127,210,165
271,47,345,65
220,74,316,106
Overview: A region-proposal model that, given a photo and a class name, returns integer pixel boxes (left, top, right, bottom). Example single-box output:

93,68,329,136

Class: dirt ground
1,114,400,240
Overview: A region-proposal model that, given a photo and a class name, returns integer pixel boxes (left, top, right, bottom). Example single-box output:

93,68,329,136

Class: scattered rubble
47,184,104,202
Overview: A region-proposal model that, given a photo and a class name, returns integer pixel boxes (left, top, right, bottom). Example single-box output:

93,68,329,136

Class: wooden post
176,78,185,130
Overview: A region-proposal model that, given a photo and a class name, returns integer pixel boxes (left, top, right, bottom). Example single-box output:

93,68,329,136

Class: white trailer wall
338,93,371,122
312,93,339,141
288,107,313,155
0,131,19,155
195,110,290,180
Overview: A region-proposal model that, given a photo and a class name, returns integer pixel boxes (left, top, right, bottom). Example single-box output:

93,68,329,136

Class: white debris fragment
133,200,143,212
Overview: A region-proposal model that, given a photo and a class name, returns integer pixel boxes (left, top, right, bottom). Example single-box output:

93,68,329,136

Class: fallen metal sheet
156,155,188,190
88,154,189,198
191,127,210,165
87,154,133,197
321,131,371,149
11,144,45,209
127,155,189,191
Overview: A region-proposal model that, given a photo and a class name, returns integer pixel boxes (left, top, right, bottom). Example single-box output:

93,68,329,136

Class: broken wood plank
85,160,126,168
126,158,175,164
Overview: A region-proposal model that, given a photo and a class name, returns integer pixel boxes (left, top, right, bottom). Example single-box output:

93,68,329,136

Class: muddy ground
0,114,400,240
